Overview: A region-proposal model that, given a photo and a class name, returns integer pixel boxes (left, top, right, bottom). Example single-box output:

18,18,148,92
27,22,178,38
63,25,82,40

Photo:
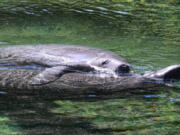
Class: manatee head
89,57,131,76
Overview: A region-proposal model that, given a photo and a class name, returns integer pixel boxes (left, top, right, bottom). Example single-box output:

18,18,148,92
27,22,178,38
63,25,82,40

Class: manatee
0,44,179,96
0,44,130,85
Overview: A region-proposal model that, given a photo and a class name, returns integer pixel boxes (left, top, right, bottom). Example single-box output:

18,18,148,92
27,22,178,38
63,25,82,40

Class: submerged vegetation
0,0,180,45
53,94,180,135
0,115,22,135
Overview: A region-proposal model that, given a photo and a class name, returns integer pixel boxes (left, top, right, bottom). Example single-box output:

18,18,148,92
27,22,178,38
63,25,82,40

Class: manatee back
0,44,129,66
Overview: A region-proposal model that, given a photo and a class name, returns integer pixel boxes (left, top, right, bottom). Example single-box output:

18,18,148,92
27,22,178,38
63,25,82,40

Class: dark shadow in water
0,93,113,135
0,86,179,135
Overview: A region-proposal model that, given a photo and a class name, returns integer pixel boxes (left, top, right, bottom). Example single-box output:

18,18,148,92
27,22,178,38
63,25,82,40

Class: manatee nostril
116,64,130,74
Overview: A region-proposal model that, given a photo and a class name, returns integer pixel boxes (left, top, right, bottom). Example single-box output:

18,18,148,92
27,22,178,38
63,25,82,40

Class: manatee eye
102,60,109,65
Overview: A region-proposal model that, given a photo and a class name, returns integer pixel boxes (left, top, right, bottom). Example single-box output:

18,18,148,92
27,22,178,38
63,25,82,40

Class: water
0,0,180,134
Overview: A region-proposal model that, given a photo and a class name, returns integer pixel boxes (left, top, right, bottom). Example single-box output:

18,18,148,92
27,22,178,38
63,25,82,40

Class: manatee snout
88,56,131,76
115,64,130,75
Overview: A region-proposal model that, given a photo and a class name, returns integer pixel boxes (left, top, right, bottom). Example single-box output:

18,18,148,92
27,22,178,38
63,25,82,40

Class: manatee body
0,44,130,85
0,44,179,96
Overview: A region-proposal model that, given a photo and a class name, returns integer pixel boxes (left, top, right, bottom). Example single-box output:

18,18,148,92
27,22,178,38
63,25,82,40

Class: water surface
0,0,180,135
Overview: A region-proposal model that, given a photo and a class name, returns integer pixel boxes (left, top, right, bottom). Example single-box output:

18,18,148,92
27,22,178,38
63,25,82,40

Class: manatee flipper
144,65,180,82
29,66,67,85
29,64,95,85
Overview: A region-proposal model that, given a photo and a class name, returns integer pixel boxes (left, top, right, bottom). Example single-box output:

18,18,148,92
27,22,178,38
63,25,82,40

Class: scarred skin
0,44,179,96
0,68,163,95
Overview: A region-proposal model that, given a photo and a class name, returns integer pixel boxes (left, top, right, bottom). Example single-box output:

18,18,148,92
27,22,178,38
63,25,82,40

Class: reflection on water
0,0,180,135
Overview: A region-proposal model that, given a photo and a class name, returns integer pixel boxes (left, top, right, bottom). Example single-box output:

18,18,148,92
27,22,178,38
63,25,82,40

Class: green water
0,0,180,134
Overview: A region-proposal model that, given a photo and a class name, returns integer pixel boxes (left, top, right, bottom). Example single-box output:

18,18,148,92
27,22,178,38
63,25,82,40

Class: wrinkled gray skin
0,44,179,95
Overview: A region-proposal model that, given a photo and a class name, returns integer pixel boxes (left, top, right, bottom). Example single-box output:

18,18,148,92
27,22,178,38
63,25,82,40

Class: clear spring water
0,0,180,135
